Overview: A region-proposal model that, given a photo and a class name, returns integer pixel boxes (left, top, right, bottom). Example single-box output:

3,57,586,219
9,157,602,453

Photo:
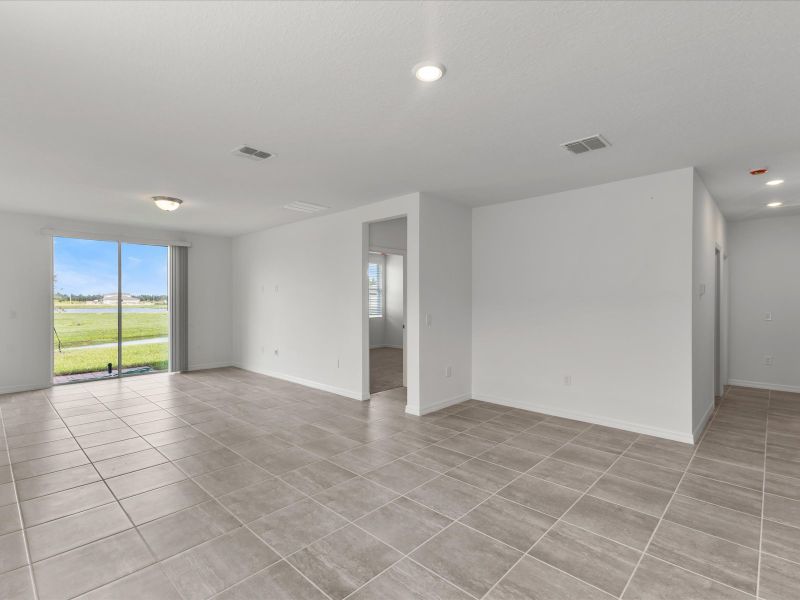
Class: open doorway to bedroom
366,217,407,401
52,236,169,384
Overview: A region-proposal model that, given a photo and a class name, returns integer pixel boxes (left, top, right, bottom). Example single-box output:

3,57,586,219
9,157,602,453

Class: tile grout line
167,401,548,599
5,376,791,600
617,388,747,599
755,390,770,600
0,403,41,600
479,432,644,600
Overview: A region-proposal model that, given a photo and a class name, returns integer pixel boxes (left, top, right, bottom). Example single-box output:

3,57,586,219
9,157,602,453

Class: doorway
52,237,169,384
366,217,407,398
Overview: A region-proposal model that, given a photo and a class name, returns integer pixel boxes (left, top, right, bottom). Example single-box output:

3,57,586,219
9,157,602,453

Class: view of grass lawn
54,342,169,375
54,311,168,348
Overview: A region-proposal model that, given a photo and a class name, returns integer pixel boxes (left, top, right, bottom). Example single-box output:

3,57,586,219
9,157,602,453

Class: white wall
232,193,470,415
691,172,727,437
728,214,800,392
472,169,696,442
419,194,472,412
232,194,423,408
385,254,404,348
0,210,233,394
369,218,407,253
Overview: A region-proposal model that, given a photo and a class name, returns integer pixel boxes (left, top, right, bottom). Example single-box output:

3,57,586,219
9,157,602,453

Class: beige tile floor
0,370,798,599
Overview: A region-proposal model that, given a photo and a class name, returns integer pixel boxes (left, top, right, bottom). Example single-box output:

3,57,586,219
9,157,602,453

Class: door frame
50,235,170,385
362,216,409,400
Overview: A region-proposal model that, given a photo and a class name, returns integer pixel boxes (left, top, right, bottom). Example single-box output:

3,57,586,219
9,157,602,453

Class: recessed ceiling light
766,179,784,186
152,196,183,211
414,63,445,82
767,201,783,208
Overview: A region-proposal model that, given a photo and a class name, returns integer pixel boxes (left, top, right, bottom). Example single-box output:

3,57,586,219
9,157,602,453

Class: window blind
368,261,383,317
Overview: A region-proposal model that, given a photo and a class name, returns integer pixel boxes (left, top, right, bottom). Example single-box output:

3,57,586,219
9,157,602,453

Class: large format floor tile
1,372,798,599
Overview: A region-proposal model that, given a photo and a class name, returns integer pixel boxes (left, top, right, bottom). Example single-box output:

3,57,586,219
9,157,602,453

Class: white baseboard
188,362,235,372
728,379,800,394
0,381,51,395
693,401,715,443
406,393,471,416
234,363,364,401
471,392,695,444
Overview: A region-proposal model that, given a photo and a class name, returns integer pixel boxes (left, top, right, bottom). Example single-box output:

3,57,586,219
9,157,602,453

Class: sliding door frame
50,235,172,385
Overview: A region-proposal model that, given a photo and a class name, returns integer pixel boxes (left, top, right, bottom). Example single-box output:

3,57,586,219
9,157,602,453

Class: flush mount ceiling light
414,62,445,82
767,201,784,208
152,196,183,211
766,179,784,186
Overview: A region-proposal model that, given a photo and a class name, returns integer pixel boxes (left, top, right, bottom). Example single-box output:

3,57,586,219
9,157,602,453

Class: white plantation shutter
368,260,384,317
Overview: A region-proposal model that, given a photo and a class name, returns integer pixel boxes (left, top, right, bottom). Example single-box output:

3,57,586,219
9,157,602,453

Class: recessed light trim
767,201,783,208
766,179,784,186
152,196,183,211
414,62,445,82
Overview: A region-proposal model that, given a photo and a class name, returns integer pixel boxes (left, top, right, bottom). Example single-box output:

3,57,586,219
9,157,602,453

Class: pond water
57,308,168,314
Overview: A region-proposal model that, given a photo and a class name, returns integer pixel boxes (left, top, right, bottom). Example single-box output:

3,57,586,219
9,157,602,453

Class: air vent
283,201,329,214
561,134,610,155
232,145,273,160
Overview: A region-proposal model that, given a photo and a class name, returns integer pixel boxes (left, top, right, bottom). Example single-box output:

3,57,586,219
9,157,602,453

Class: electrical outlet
274,348,279,357
445,366,452,378
765,312,773,321
564,375,572,386
764,355,773,366
275,285,279,293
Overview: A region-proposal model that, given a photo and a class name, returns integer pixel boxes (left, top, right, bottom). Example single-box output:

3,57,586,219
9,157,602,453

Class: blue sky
54,238,168,296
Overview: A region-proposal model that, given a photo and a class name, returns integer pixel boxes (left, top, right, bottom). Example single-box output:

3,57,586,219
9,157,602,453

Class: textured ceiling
1,1,799,234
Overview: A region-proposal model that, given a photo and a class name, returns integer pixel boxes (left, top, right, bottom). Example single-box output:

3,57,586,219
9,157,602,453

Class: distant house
102,293,141,305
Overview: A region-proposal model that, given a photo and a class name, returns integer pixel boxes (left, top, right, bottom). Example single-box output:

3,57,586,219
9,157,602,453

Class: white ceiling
1,1,799,235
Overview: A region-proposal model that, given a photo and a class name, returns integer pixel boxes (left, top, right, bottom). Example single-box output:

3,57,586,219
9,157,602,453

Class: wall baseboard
234,363,364,401
0,381,51,395
728,379,800,394
188,362,235,372
472,392,695,444
406,393,471,416
693,401,715,443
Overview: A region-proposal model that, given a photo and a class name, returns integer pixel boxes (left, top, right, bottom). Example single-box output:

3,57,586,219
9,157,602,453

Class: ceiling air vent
283,201,329,214
561,134,610,155
232,145,273,160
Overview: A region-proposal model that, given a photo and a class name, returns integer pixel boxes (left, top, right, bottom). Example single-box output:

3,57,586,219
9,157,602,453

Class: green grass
53,312,168,348
54,302,166,310
54,343,168,375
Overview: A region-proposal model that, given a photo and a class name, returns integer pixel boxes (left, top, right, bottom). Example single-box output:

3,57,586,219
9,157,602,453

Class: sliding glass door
120,243,169,375
52,237,169,384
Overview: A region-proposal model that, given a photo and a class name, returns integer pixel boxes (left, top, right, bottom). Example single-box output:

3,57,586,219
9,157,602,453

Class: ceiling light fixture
152,196,183,211
767,201,784,208
414,62,445,82
766,179,784,186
